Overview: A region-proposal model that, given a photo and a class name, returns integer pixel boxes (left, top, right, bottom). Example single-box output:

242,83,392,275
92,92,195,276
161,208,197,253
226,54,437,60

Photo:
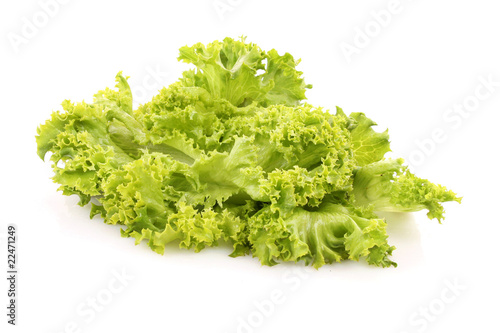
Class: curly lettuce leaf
122,202,246,254
178,37,311,107
247,202,396,268
36,37,460,269
338,108,391,166
352,158,461,221
35,73,140,204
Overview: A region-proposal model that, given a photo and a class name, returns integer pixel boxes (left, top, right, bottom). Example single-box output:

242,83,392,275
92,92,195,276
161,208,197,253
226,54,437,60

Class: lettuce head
36,37,460,268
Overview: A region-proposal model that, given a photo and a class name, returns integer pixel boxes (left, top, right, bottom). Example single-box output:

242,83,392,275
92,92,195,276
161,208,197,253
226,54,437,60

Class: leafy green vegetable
352,158,461,221
178,37,311,107
247,201,396,268
36,37,460,268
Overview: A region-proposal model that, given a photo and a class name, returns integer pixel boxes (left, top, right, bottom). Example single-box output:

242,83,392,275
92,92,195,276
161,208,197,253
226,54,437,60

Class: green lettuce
36,37,460,268
352,158,461,221
247,201,396,268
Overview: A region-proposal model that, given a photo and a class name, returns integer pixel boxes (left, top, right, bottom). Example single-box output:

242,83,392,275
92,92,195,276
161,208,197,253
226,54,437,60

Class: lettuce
352,158,461,221
36,37,460,268
247,201,396,268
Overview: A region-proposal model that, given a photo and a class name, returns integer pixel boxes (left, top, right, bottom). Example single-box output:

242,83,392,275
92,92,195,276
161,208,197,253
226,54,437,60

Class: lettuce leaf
346,110,391,166
247,202,396,268
352,159,461,221
36,37,460,268
178,37,311,107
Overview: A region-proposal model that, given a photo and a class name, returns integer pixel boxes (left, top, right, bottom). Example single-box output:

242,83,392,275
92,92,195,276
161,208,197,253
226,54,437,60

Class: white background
1,0,499,332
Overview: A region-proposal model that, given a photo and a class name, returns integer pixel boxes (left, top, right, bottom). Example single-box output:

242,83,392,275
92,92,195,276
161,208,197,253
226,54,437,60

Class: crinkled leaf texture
36,37,460,269
178,37,311,107
352,158,462,221
247,201,396,268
